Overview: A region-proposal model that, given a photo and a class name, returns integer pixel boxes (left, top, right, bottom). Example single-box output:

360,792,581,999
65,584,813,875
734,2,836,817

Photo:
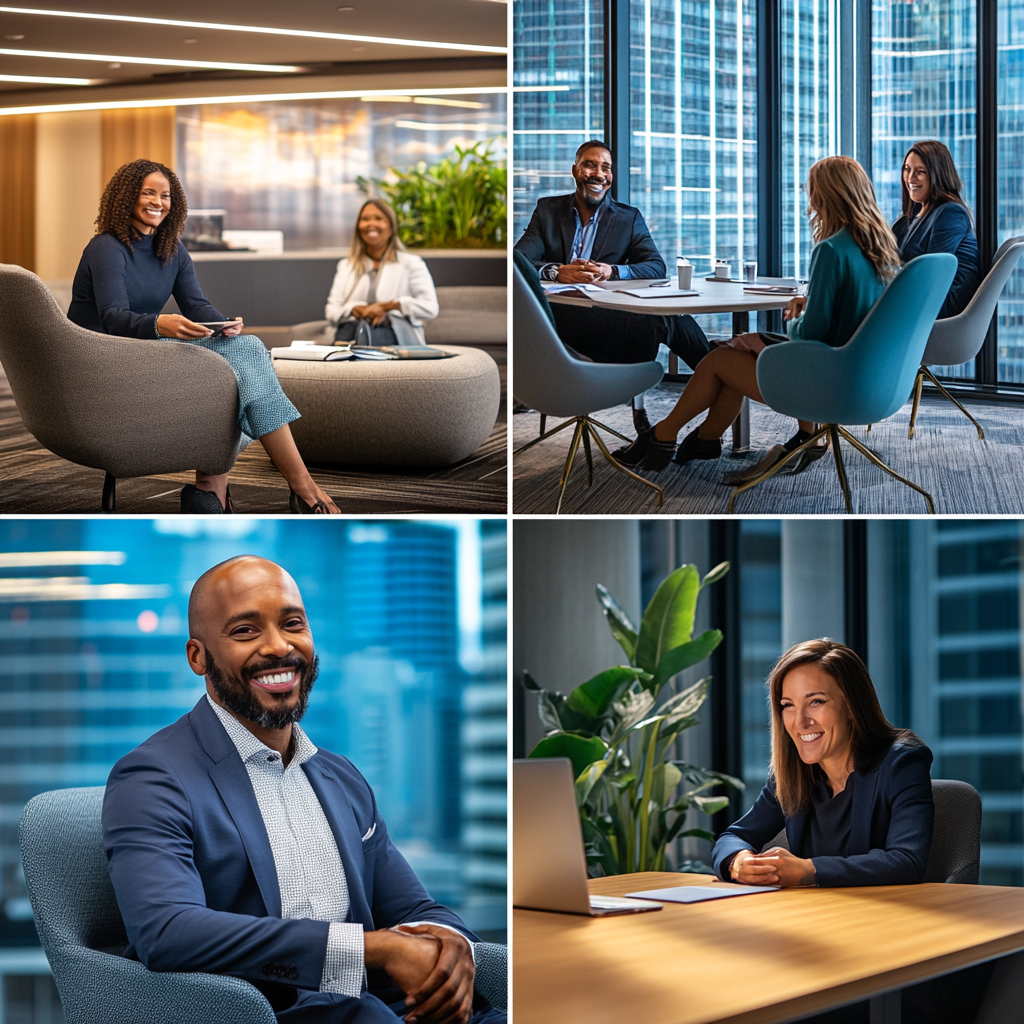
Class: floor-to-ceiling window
999,0,1024,384
512,0,605,241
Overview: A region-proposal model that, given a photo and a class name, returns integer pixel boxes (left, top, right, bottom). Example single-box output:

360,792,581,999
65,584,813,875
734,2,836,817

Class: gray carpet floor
513,382,1024,514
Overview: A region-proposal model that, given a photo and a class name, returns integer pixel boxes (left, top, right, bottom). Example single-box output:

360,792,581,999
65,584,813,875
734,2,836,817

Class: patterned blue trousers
173,333,299,441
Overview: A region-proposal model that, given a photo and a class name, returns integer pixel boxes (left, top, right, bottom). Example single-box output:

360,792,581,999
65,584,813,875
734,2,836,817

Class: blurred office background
0,517,506,1023
513,0,1024,381
515,519,1024,884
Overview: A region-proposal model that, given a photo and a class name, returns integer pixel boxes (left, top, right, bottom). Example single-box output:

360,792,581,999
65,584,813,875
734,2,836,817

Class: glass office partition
512,0,605,241
871,0,977,379
781,1,842,280
999,0,1024,384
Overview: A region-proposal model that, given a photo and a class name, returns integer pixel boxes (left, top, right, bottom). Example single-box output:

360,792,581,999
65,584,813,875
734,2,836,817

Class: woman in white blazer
325,198,439,346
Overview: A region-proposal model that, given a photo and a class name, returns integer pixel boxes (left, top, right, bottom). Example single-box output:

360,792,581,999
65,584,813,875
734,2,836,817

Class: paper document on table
624,885,779,904
541,282,603,295
619,287,699,299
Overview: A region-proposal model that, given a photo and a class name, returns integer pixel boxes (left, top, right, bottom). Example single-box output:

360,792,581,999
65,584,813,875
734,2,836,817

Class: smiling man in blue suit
102,555,503,1024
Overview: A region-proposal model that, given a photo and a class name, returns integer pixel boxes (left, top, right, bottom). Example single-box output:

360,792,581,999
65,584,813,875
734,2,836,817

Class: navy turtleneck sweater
68,232,225,338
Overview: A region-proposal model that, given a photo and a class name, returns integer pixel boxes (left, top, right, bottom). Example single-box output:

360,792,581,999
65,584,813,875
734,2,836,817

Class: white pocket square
361,822,376,842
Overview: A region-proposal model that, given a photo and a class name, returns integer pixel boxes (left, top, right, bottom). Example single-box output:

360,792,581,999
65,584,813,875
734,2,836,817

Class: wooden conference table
513,871,1024,1024
547,281,798,449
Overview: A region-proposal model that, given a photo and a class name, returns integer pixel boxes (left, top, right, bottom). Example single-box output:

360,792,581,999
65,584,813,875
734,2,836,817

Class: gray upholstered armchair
19,787,506,1024
0,263,244,512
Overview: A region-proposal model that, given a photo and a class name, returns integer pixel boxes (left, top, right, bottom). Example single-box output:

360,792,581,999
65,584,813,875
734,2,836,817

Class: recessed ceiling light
0,6,505,54
337,6,354,10
107,62,119,68
4,32,24,39
351,46,365,51
183,38,198,44
0,46,299,74
0,72,89,84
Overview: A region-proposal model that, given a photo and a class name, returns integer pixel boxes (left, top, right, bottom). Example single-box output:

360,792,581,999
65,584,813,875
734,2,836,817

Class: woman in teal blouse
616,156,902,472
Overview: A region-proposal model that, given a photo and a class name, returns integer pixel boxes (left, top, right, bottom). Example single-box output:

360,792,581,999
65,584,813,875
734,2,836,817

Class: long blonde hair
806,156,902,282
348,198,405,271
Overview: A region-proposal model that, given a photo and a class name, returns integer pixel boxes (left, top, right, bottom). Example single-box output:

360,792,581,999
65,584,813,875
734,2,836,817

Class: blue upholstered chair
19,787,507,1024
513,252,665,512
728,252,957,513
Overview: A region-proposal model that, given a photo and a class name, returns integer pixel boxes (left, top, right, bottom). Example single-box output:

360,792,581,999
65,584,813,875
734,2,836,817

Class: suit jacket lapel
304,759,373,927
590,199,618,263
559,194,577,262
190,699,282,917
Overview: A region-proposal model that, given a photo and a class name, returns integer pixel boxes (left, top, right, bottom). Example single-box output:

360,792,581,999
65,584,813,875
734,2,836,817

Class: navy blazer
892,202,980,320
514,193,666,279
102,697,473,991
712,742,934,887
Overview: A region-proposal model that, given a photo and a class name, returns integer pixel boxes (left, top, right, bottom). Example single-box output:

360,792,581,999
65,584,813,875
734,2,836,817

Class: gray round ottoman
273,345,500,466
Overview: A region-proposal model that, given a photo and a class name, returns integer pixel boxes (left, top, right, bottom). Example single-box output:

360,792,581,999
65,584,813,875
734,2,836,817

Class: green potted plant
524,562,742,876
358,140,506,249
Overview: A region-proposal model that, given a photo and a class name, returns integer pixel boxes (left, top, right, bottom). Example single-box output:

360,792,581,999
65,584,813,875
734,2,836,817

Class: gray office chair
20,787,507,1024
908,235,1024,439
0,263,244,512
513,264,665,512
759,778,981,884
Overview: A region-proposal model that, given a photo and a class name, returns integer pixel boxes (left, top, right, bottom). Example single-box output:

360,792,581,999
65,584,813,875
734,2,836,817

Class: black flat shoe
289,489,332,514
180,484,227,514
612,425,677,471
672,427,722,466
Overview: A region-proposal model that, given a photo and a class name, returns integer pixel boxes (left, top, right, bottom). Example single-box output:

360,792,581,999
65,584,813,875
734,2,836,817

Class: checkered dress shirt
207,696,365,996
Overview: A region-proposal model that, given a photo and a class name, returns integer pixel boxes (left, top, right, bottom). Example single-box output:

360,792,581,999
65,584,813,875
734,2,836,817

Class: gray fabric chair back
0,263,243,477
512,265,663,418
922,236,1024,367
759,778,980,884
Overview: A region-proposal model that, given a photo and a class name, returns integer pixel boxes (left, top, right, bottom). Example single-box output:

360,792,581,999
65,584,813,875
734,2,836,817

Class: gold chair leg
908,366,924,439
837,425,935,514
588,417,634,445
829,424,853,513
582,426,594,486
515,415,577,455
726,427,830,513
587,421,664,507
922,366,985,439
555,419,585,514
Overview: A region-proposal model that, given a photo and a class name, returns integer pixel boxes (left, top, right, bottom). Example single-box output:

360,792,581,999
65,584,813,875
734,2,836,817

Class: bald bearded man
102,555,503,1024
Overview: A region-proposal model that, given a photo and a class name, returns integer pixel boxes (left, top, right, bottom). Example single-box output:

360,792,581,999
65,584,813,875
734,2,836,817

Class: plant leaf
575,760,609,808
652,630,723,690
671,762,746,791
649,762,683,808
635,565,700,676
529,733,608,779
700,561,731,589
691,795,731,815
657,677,711,725
536,692,563,736
676,828,717,843
520,670,542,691
566,666,639,719
609,689,656,735
596,585,638,661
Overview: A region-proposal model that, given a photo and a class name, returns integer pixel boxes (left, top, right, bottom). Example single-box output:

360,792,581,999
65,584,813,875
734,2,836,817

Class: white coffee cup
676,257,693,290
714,260,731,279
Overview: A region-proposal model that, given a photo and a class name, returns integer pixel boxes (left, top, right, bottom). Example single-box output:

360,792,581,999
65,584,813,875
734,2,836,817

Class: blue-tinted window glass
999,0,1024,383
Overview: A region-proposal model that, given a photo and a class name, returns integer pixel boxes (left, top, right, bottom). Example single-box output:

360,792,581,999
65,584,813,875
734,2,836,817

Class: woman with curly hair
68,159,339,514
615,155,902,473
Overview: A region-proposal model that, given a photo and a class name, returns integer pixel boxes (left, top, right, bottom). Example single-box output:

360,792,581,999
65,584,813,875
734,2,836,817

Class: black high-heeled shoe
612,426,677,471
289,489,332,514
672,427,722,466
180,484,227,514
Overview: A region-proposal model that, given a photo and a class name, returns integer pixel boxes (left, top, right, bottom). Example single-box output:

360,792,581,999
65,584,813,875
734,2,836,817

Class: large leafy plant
525,563,742,876
358,140,506,249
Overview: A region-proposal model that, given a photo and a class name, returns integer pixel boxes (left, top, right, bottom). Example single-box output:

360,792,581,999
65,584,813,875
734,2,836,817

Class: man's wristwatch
609,266,620,280
542,264,559,281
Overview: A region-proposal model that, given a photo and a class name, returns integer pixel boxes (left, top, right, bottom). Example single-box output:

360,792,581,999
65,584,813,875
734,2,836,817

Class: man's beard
576,179,608,209
206,650,319,730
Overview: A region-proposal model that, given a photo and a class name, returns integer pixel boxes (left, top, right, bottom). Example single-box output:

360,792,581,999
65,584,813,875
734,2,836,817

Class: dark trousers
551,304,711,371
276,988,505,1023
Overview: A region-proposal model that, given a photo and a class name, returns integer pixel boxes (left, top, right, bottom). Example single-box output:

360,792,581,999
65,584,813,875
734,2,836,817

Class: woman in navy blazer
892,140,980,320
712,639,934,888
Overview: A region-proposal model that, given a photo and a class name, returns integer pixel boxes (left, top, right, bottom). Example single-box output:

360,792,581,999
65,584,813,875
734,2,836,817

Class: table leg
730,310,751,452
869,991,901,1024
669,352,679,376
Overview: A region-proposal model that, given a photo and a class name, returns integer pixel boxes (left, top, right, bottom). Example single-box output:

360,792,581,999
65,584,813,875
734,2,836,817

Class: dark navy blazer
892,202,980,320
102,697,472,992
514,193,666,279
712,742,934,887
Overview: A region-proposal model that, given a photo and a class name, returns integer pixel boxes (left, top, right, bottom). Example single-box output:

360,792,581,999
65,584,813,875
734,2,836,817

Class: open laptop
513,758,661,916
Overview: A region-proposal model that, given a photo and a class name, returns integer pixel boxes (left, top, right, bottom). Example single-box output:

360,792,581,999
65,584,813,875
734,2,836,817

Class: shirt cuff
321,922,366,997
540,263,559,281
397,922,476,965
614,265,632,280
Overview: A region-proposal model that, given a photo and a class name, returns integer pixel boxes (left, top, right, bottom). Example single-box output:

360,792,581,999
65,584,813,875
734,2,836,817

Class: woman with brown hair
711,639,933,888
615,155,902,472
68,159,340,514
894,139,980,319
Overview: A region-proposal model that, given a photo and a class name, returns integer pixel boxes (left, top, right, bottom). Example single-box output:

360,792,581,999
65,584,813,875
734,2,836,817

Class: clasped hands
365,923,474,1024
155,314,244,339
555,258,613,284
782,295,807,321
351,301,398,326
730,846,817,887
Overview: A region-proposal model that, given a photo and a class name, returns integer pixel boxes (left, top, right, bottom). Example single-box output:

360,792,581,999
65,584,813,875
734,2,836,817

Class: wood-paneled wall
0,115,37,271
101,107,176,182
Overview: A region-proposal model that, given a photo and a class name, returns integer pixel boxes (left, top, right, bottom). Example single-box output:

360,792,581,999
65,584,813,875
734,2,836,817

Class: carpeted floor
513,382,1024,514
0,363,507,515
